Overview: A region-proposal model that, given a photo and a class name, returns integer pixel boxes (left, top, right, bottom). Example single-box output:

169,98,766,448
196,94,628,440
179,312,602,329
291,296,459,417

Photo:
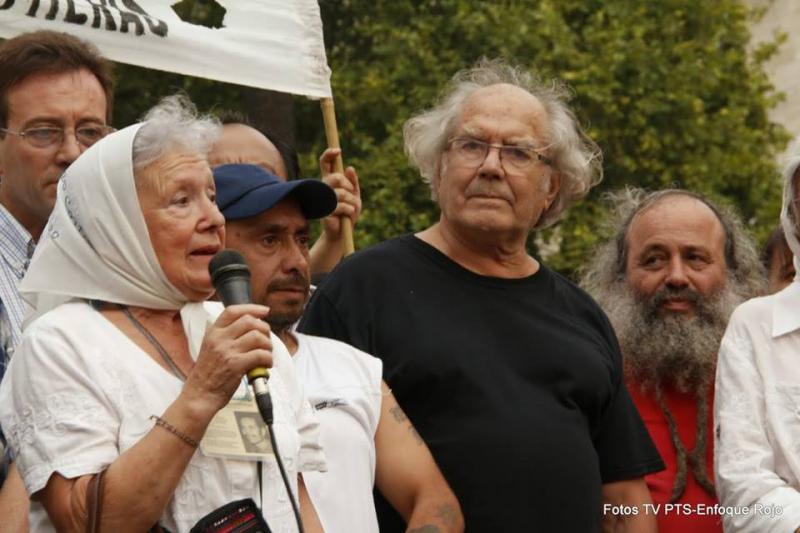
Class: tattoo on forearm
390,405,425,445
408,526,441,533
408,425,424,445
436,504,459,527
389,405,407,423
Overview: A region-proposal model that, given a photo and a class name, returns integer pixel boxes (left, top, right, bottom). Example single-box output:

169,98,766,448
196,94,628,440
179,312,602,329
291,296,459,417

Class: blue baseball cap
213,163,337,221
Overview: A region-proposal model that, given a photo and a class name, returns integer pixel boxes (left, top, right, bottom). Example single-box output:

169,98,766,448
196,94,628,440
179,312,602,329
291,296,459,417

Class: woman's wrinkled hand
181,304,273,419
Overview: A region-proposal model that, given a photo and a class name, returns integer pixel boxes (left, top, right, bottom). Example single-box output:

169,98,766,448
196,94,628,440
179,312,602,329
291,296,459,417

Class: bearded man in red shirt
582,188,766,533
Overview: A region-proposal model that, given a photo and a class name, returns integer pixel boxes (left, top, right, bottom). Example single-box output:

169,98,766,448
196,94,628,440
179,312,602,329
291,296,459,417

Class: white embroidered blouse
0,300,325,533
715,282,800,532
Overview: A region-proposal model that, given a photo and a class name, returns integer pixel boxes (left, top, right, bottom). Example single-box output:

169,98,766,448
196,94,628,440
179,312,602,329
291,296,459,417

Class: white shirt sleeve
715,311,800,532
0,316,119,495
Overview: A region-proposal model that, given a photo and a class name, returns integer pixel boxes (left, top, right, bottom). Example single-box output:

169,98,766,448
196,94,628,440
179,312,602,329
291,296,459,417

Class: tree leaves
110,0,789,278
294,0,788,276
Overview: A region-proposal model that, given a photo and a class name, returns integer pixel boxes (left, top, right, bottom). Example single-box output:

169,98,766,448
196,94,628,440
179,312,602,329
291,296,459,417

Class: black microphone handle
217,275,251,307
208,252,273,425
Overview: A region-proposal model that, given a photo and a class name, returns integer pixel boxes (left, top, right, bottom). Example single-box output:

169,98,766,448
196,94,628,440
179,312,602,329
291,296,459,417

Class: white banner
0,0,332,99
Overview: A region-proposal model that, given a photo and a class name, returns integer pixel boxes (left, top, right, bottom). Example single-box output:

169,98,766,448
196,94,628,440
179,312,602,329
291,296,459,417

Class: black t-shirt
299,235,663,532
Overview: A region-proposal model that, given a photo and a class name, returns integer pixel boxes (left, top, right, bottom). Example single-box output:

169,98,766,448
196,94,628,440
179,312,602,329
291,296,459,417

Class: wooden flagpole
320,97,355,256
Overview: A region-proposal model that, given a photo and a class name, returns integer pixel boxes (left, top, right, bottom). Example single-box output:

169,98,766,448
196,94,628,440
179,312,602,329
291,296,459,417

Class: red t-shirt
627,381,722,533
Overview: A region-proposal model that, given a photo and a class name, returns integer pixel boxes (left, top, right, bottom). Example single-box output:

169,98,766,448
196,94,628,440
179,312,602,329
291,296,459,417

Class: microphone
209,250,273,425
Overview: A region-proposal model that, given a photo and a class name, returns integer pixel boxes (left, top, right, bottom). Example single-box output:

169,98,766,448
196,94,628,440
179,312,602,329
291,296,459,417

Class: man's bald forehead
452,83,552,147
627,193,726,243
209,123,288,180
636,193,719,219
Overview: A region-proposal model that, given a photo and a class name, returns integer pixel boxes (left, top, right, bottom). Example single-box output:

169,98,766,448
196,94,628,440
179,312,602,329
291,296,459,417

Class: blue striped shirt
0,203,33,483
0,203,33,359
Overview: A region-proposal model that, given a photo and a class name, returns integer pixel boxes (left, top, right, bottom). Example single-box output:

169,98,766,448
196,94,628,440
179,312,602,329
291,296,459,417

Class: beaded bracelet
150,415,199,448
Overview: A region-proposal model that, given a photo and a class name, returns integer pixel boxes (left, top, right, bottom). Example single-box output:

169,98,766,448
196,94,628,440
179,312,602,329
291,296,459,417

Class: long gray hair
403,58,602,229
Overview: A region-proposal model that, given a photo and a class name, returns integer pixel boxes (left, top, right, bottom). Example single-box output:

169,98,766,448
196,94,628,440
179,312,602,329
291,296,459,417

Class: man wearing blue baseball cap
214,163,463,533
209,116,361,277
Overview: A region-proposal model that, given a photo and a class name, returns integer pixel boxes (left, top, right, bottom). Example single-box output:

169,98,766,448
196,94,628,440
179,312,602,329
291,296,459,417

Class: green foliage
293,0,789,276
108,0,788,278
113,64,244,128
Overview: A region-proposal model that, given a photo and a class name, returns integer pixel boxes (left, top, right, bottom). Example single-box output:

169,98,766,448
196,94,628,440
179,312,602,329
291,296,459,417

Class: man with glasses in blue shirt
0,30,114,526
301,59,664,532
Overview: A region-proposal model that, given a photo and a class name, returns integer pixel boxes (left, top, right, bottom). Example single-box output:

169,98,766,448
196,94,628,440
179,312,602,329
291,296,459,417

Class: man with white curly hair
301,59,664,532
581,188,765,533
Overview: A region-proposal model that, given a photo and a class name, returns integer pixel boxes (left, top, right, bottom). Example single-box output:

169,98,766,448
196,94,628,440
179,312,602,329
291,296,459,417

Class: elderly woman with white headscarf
714,142,800,532
0,96,325,532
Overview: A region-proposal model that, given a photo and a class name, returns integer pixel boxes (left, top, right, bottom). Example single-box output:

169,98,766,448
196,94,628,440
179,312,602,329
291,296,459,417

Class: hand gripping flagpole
320,97,355,256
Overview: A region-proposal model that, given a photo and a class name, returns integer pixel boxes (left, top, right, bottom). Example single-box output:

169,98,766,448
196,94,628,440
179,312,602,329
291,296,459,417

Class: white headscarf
779,138,800,280
20,123,212,348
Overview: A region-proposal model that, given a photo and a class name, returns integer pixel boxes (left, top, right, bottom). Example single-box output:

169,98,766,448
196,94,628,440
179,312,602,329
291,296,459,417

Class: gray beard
607,283,738,392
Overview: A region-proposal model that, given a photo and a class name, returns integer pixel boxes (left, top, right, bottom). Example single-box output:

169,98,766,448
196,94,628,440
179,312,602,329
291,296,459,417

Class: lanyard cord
119,305,187,381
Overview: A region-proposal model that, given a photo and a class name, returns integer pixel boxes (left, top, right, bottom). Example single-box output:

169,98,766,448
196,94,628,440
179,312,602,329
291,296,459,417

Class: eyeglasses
0,124,116,149
447,137,552,171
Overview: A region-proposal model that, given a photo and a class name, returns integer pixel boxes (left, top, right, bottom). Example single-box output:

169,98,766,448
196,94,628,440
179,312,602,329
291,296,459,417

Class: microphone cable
266,422,304,533
254,387,303,533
